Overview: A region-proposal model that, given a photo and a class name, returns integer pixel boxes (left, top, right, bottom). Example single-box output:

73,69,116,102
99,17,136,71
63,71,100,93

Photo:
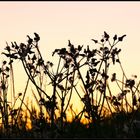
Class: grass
0,31,139,138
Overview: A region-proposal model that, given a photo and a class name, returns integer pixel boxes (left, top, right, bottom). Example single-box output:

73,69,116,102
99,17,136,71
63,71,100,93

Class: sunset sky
0,1,140,113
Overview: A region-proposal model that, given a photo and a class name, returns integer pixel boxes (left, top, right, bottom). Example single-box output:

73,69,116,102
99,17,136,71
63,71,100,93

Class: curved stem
98,60,108,118
16,78,30,122
21,59,51,100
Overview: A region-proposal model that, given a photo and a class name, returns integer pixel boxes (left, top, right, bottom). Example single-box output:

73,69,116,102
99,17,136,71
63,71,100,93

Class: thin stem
16,78,30,122
21,58,51,100
98,60,108,118
64,70,75,113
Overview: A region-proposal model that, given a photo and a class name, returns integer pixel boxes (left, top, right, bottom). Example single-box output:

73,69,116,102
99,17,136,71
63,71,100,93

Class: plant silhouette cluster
0,32,139,138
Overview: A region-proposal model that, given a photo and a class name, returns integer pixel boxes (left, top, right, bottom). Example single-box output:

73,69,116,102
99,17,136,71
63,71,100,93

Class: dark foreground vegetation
0,32,139,138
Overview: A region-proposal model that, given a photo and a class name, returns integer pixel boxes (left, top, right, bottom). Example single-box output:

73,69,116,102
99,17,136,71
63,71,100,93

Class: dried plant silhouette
0,31,139,138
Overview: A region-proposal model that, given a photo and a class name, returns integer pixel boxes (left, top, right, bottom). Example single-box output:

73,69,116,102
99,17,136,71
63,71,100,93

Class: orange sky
0,1,140,114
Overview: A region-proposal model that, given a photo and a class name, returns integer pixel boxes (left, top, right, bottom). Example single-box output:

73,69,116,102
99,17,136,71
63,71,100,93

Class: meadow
0,31,139,138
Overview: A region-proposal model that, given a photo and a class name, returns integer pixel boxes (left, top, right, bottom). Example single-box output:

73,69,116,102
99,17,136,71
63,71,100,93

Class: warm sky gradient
0,1,140,112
